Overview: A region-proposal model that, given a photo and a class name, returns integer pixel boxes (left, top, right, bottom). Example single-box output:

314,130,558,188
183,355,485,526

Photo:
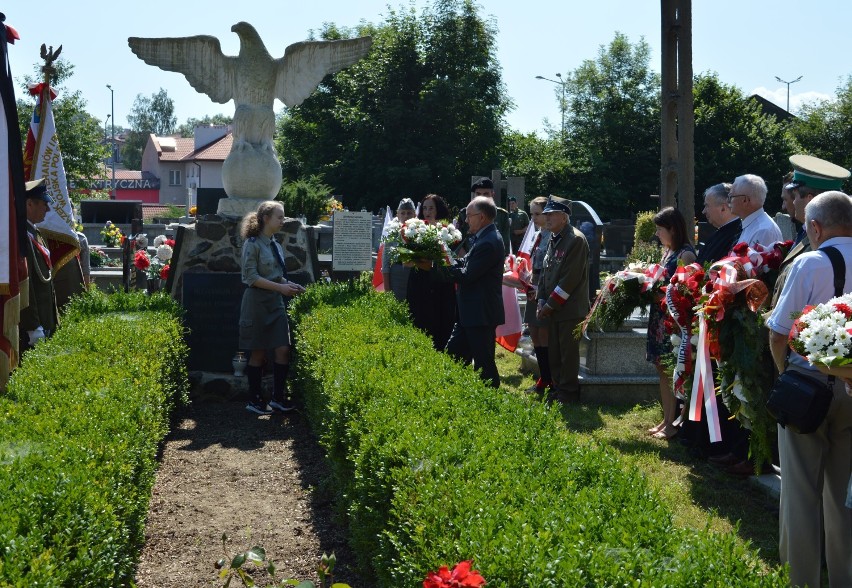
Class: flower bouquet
134,235,174,282
89,247,109,268
100,221,124,247
788,293,852,367
386,218,462,266
580,262,667,334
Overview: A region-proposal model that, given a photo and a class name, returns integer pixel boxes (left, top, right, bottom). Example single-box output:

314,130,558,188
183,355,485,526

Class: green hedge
290,278,786,587
0,290,188,586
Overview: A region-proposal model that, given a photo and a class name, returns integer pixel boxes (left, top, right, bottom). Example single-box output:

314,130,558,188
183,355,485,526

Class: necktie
271,240,289,280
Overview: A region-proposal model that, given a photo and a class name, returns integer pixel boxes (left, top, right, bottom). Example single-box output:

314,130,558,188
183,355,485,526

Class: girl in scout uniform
239,201,305,415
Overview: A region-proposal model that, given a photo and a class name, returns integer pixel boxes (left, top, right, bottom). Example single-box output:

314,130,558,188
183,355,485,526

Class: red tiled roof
156,137,195,161
186,133,232,161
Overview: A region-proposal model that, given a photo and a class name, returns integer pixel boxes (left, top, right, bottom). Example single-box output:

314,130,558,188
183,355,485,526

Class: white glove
28,326,46,345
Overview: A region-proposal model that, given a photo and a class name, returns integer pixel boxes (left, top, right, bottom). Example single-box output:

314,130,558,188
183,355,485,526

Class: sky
4,0,851,137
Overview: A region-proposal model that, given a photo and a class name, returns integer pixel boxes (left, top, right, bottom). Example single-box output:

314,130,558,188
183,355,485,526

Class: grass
494,345,780,572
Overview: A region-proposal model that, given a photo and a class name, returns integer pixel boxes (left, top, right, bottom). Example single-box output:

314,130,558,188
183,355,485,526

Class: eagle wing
275,37,372,107
127,35,237,104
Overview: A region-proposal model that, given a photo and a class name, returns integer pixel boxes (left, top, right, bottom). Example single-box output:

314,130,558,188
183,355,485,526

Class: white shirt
738,209,782,247
767,236,852,372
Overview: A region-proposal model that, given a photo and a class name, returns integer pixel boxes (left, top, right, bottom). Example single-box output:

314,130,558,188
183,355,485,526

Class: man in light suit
432,196,505,387
536,196,590,404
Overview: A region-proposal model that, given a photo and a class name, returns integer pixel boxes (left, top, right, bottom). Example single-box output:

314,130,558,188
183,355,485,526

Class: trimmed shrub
0,289,188,586
290,280,786,587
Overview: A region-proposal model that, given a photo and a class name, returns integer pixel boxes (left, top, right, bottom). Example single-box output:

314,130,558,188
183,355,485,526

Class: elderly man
536,196,590,404
432,196,505,387
696,182,741,265
457,177,511,256
727,174,782,247
767,191,852,588
20,179,59,352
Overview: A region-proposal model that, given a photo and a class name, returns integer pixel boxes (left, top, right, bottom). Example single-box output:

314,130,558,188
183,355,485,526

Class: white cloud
750,86,832,114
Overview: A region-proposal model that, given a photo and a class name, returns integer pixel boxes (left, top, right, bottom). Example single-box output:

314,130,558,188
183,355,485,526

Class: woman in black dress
239,201,306,415
646,206,696,439
406,194,458,350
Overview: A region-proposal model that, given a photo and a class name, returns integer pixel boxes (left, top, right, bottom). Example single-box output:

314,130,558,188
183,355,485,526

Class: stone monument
128,22,372,216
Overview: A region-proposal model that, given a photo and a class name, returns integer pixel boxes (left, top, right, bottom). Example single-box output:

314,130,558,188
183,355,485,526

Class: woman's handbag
765,246,844,434
766,370,833,434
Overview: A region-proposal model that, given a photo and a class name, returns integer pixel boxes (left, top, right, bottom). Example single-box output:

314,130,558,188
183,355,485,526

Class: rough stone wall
166,214,318,297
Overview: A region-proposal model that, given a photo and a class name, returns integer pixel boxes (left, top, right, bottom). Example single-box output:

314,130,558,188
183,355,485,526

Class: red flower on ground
160,264,170,280
423,560,486,588
133,249,150,271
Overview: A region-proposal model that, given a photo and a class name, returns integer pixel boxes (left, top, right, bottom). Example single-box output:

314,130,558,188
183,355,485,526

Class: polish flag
372,206,393,291
516,220,537,263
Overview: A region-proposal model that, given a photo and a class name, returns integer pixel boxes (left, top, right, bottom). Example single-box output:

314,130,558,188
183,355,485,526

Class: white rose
157,244,173,261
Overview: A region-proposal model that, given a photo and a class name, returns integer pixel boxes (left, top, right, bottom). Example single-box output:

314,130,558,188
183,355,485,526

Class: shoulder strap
821,246,846,297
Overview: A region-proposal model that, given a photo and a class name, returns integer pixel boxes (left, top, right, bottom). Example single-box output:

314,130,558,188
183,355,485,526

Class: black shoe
246,400,273,415
269,398,295,413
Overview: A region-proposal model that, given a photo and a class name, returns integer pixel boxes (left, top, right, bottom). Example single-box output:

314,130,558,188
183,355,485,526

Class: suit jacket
20,222,59,335
696,218,741,265
537,224,590,322
438,223,505,327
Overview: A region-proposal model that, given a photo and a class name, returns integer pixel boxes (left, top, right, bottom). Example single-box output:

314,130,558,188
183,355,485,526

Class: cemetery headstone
183,272,246,371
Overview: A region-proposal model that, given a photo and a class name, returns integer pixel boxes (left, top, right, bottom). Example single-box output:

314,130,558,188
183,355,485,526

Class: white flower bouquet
384,218,462,266
788,293,852,366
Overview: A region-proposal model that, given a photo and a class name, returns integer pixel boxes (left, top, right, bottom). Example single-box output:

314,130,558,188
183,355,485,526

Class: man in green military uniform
20,178,59,352
456,177,511,256
507,197,529,253
536,196,590,404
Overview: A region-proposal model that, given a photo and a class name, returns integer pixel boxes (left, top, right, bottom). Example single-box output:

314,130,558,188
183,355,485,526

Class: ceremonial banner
0,18,27,391
23,82,79,271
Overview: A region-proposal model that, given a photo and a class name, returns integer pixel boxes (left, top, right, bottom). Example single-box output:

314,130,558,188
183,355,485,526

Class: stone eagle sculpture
128,23,372,206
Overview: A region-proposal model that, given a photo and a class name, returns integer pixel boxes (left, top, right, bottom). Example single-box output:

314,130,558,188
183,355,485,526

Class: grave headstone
183,272,246,371
80,200,143,224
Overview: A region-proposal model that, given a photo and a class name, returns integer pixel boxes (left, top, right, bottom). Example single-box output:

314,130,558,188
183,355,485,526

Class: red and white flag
23,82,80,271
372,205,393,291
516,221,537,263
1,20,28,391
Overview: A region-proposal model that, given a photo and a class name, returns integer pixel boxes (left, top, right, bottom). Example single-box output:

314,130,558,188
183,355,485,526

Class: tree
789,76,852,194
560,33,661,219
123,88,177,169
693,73,797,215
177,113,233,138
16,58,109,190
276,0,510,212
497,130,570,198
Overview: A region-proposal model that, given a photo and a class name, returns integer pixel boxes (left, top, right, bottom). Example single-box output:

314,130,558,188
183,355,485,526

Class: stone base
216,196,265,218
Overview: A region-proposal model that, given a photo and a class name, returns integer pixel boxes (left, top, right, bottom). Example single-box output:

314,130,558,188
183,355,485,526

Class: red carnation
833,302,852,318
160,264,170,280
133,249,150,271
165,238,176,247
731,242,749,257
423,561,486,588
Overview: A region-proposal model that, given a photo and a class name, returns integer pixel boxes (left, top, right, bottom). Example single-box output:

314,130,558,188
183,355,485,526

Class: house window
169,170,182,186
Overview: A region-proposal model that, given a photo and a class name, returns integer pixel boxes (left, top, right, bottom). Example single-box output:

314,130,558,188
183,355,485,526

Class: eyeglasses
467,212,483,219
727,193,748,202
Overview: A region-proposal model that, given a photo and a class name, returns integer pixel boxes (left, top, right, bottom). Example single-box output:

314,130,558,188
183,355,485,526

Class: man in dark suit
431,195,505,387
696,183,741,265
536,196,590,404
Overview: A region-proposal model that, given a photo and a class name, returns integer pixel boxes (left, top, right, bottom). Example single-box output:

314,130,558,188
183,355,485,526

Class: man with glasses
727,174,782,247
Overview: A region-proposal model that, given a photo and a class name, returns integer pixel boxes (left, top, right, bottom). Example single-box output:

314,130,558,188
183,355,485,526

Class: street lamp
106,84,115,199
774,75,802,113
535,73,566,137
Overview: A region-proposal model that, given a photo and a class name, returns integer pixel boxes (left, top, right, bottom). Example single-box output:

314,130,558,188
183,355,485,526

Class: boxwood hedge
290,278,786,587
0,290,187,586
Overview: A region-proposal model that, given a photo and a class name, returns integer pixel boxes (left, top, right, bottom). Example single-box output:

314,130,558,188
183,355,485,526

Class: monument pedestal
216,196,266,218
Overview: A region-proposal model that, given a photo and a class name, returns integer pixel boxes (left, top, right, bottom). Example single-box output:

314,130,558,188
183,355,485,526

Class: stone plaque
332,210,373,272
183,272,246,371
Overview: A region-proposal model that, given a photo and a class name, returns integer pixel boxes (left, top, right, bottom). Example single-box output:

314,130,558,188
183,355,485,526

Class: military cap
471,177,494,191
25,178,54,203
542,195,572,214
785,154,850,191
